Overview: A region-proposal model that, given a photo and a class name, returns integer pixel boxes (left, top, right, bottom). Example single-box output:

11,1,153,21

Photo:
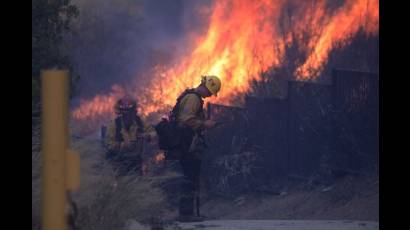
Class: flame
154,152,165,164
138,0,287,116
295,0,379,79
71,0,378,125
72,84,124,120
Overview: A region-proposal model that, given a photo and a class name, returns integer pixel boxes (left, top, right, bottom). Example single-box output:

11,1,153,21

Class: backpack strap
115,117,124,142
115,114,144,142
169,89,203,122
134,115,144,133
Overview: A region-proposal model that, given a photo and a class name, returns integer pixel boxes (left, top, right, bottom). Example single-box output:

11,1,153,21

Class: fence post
286,81,293,176
41,69,80,230
207,102,212,119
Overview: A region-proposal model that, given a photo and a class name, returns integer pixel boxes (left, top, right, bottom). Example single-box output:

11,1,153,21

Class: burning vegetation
33,1,379,228
71,0,378,133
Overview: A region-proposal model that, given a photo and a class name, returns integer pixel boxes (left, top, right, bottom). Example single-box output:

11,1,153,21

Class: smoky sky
66,0,377,106
142,0,185,43
66,0,210,104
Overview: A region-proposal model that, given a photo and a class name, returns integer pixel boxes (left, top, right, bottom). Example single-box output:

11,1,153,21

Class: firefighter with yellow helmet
168,75,221,222
105,96,157,176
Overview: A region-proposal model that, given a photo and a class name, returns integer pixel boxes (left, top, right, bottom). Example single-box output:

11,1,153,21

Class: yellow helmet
201,75,221,96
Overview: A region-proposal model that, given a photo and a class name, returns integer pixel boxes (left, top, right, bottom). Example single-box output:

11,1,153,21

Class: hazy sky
67,0,210,103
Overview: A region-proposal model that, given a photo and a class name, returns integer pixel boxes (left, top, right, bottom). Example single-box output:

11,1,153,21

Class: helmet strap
201,75,206,84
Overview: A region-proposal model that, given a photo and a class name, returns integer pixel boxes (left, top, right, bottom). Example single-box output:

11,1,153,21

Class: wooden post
41,69,80,230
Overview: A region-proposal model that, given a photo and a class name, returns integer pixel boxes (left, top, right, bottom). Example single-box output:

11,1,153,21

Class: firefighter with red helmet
105,96,157,176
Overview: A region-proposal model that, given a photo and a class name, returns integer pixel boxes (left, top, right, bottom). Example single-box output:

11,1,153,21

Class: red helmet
115,96,137,114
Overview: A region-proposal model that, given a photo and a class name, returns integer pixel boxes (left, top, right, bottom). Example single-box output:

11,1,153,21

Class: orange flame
71,0,378,125
154,152,165,164
295,0,379,79
72,84,124,120
138,0,287,116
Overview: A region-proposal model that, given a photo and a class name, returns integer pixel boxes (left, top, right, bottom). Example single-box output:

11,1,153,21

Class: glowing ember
154,152,166,164
71,0,379,124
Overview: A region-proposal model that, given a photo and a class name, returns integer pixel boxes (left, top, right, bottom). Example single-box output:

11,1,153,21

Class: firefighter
105,96,157,176
171,75,221,222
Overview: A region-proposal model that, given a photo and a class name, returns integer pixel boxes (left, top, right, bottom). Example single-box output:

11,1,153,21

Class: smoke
66,0,377,102
66,0,211,102
69,0,378,135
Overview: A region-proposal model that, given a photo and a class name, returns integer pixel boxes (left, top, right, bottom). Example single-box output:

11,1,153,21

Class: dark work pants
179,157,201,216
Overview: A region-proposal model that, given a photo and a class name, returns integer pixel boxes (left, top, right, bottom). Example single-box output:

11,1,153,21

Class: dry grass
32,125,42,230
32,132,173,230
200,174,379,221
213,151,261,195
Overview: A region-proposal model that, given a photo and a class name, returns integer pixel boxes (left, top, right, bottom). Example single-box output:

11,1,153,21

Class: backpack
155,89,203,160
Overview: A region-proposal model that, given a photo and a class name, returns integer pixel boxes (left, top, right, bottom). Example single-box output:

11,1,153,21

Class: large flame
295,0,379,79
139,0,288,115
72,0,378,128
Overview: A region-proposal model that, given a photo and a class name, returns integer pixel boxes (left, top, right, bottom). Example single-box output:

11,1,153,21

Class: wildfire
72,84,124,120
72,0,379,125
295,0,379,79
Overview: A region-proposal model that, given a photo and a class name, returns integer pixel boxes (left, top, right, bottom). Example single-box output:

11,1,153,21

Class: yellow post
41,69,80,230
